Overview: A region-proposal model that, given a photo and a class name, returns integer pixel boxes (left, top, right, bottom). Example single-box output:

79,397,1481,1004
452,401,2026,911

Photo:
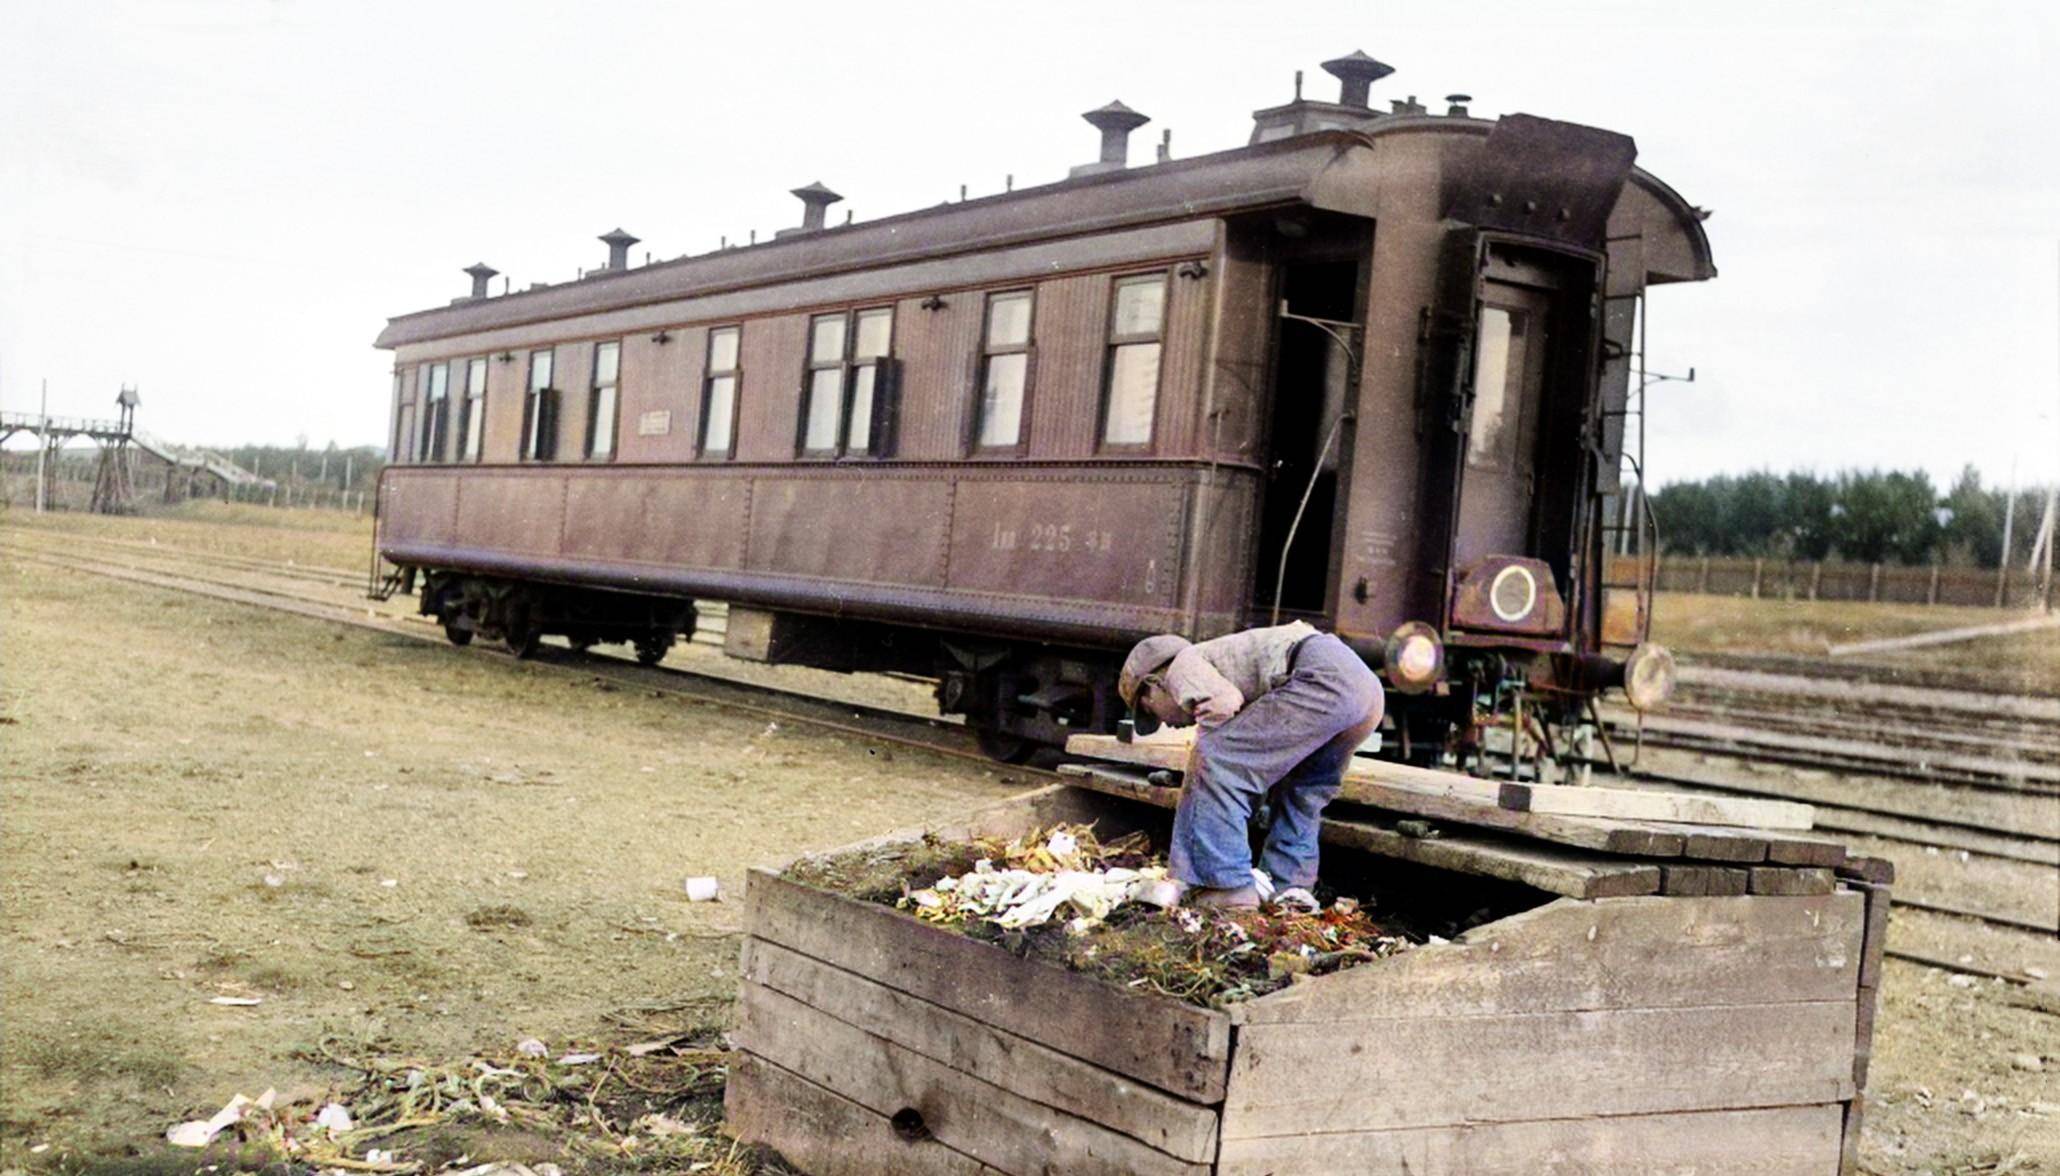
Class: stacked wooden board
725,748,1892,1176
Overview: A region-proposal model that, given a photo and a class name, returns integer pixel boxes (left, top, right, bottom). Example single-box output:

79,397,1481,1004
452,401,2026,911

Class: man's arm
1165,647,1244,727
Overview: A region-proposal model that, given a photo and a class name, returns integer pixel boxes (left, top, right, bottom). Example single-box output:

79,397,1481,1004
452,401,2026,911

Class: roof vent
462,262,498,299
1445,93,1472,117
1070,101,1150,178
1323,50,1394,110
778,182,844,237
598,228,639,271
1390,94,1427,115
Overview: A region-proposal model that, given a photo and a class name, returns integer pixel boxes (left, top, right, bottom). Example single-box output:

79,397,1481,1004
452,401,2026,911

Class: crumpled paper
901,830,1172,934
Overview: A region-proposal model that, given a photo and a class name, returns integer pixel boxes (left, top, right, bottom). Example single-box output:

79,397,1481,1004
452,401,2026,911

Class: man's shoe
1184,884,1261,910
1272,887,1321,914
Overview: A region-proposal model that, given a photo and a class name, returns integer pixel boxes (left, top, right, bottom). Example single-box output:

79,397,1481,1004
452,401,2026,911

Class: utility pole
1998,457,2018,607
34,379,48,514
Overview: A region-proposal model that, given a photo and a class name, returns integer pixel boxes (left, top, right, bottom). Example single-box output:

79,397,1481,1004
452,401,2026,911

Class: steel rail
12,541,2054,943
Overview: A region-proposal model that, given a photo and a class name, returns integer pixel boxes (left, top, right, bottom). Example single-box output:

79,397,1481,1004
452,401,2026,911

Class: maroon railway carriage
372,52,1714,762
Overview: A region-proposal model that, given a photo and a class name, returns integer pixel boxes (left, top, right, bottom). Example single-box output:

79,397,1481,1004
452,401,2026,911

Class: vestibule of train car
1250,217,1370,622
1449,243,1600,637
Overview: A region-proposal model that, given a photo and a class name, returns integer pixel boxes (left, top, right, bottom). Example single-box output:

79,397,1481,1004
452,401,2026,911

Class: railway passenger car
372,50,1715,763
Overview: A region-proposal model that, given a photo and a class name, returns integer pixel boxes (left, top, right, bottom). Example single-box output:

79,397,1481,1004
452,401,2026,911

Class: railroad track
6,528,2053,940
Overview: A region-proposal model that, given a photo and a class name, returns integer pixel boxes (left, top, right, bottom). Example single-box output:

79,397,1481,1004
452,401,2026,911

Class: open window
458,357,486,461
521,349,557,461
417,362,450,462
801,307,897,457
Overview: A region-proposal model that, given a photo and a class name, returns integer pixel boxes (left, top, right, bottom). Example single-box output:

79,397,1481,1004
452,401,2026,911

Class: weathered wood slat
1661,864,1749,896
1498,779,1814,830
1237,893,1864,1025
1214,1103,1846,1175
1749,866,1836,896
1318,817,1661,900
725,1053,1004,1176
738,982,1211,1176
1063,736,1685,857
1059,766,1661,899
746,868,1232,1102
1220,1001,1858,1138
742,938,1219,1164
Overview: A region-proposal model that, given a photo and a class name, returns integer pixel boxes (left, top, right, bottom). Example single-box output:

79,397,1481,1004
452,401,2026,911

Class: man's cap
1118,634,1191,707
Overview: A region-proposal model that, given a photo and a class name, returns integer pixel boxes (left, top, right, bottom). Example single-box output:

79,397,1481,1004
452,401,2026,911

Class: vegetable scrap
155,1025,785,1173
788,823,1417,1008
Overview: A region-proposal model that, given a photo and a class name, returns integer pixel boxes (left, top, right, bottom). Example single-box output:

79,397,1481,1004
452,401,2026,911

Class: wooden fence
1613,555,2056,611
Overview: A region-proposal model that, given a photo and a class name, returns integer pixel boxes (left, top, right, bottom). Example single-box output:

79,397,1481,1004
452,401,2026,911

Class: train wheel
442,620,473,647
501,602,541,659
633,633,673,666
972,725,1037,764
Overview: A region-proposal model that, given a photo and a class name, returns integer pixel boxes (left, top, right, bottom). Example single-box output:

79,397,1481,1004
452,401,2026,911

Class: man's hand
1192,692,1241,728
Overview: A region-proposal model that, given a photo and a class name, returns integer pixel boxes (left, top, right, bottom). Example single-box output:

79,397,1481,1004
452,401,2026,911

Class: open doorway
1250,252,1364,619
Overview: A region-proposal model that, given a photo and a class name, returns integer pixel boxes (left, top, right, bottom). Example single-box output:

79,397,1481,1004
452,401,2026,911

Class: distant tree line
1648,467,2053,568
209,438,386,494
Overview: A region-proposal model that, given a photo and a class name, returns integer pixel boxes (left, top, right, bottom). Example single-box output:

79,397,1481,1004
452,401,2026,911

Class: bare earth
2,503,2056,1173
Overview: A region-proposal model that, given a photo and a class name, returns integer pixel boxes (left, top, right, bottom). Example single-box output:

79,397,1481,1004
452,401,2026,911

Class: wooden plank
1498,779,1814,830
1239,893,1865,1025
1058,767,1661,899
1318,817,1661,900
1215,1104,1846,1176
1840,1095,1866,1175
1221,1001,1857,1138
746,868,1232,1102
737,981,1210,1176
1662,864,1748,896
1067,734,1681,857
1835,855,1897,886
725,1053,1003,1176
1848,878,1893,991
742,938,1219,1164
1650,823,1770,862
1750,866,1836,896
1761,829,1850,868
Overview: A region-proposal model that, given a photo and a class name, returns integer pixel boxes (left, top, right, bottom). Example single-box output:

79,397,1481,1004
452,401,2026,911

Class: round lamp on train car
1622,642,1678,711
1488,563,1539,624
1383,621,1443,694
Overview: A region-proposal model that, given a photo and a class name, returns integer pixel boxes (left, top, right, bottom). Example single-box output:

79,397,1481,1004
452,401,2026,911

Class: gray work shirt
1163,621,1316,724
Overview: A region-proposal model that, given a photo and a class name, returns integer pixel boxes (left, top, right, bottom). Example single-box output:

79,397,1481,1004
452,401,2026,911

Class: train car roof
375,116,1714,350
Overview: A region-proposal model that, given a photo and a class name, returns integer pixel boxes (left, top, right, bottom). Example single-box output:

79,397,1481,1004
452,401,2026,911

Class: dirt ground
0,547,1026,1171
3,503,2057,1172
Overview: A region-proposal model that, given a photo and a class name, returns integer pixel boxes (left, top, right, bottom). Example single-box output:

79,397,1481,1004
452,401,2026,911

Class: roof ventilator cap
779,182,843,237
598,228,639,271
1322,50,1394,109
1070,100,1150,178
1445,93,1472,117
462,262,498,300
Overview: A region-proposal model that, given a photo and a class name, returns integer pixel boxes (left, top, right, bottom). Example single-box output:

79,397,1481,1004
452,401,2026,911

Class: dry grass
0,499,372,569
0,544,1024,1169
1651,592,2060,691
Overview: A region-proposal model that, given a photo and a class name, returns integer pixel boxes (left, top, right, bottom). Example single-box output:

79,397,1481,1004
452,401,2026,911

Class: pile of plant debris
155,1003,796,1174
785,823,1419,1008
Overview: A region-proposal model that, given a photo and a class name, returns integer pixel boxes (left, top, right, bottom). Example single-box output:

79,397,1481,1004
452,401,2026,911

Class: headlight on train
1622,642,1677,711
1383,621,1443,694
1488,564,1539,624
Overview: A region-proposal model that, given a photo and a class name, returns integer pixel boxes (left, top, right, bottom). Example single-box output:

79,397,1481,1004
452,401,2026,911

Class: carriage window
976,291,1033,449
418,362,450,462
587,341,620,459
846,308,893,453
1467,307,1515,468
522,349,556,461
460,358,487,461
801,308,894,456
1101,274,1166,446
701,327,740,457
391,370,414,463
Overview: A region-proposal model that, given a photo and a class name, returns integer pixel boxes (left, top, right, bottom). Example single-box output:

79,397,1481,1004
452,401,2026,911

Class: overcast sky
2,0,2055,490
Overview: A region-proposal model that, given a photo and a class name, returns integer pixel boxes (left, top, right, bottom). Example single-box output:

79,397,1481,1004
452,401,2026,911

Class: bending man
1117,621,1383,910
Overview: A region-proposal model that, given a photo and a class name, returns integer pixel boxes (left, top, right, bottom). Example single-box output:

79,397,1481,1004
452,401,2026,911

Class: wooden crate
726,784,1880,1175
